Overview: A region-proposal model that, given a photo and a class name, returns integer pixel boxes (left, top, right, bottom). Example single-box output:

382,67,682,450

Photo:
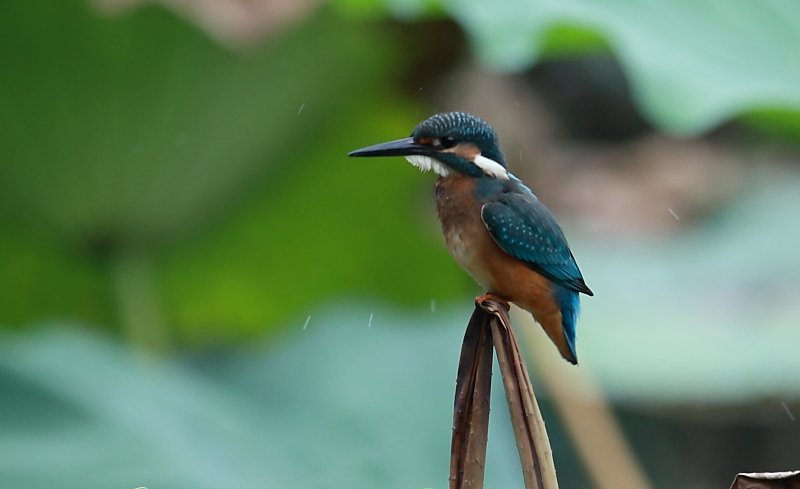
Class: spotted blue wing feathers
480,199,593,296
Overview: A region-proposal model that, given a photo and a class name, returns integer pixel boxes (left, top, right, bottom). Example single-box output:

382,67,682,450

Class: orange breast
434,174,572,361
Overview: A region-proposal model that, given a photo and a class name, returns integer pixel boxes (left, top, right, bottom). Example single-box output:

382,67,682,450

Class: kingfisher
349,112,592,364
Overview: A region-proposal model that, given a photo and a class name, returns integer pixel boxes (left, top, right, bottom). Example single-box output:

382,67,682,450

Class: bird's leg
475,293,510,311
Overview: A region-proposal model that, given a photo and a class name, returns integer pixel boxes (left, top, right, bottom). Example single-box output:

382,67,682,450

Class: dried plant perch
729,471,800,489
450,297,559,489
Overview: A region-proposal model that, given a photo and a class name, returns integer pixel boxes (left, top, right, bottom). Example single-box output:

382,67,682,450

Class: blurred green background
1,0,799,488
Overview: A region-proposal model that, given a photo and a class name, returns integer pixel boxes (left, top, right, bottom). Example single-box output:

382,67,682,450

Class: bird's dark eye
440,136,456,148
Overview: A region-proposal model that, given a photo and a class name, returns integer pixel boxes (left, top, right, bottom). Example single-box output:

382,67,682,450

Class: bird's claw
475,293,510,311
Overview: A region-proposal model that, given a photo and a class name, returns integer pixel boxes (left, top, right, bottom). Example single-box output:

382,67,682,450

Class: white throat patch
405,155,450,177
474,155,509,180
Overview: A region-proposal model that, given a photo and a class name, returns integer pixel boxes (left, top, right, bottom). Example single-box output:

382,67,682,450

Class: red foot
475,293,510,311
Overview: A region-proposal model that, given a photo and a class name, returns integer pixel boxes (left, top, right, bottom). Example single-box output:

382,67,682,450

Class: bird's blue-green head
348,112,508,180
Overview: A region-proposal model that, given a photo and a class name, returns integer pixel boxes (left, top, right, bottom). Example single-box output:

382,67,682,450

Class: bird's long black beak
348,137,429,158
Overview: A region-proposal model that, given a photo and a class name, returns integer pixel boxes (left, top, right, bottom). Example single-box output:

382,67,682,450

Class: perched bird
349,112,592,364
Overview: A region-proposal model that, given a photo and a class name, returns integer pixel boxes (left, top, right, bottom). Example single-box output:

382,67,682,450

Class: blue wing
481,195,593,296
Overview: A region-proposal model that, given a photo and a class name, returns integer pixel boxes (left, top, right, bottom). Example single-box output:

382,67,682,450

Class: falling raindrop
782,402,795,421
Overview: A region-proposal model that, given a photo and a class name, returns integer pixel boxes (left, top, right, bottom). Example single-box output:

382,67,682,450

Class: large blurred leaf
2,295,799,489
0,310,531,489
352,0,800,135
2,293,799,489
0,0,476,333
0,0,390,242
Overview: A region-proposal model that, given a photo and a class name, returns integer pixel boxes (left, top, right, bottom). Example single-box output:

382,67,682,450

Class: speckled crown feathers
412,112,506,167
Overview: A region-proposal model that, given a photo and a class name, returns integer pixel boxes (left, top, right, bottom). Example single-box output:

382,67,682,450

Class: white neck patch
474,154,509,180
405,155,450,177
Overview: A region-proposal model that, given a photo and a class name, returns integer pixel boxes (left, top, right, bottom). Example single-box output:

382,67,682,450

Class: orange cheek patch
451,142,481,160
417,137,434,145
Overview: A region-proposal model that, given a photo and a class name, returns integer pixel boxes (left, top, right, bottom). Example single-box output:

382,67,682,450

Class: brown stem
449,299,560,489
485,300,558,489
450,306,493,489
